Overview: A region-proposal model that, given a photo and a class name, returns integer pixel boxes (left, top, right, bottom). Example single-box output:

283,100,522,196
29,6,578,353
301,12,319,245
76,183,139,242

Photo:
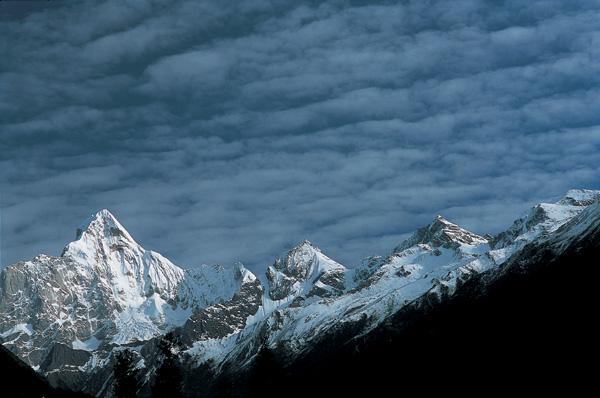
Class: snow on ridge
393,214,487,254
74,208,136,243
3,189,600,386
0,209,256,367
492,188,600,255
558,189,600,205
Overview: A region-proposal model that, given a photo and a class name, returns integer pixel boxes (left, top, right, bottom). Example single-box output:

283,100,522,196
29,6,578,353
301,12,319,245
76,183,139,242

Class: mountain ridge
2,189,599,396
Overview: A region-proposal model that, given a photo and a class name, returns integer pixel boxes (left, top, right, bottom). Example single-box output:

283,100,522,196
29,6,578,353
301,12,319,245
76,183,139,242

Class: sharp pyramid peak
285,240,345,266
290,239,320,252
271,239,345,274
86,208,121,227
67,208,138,257
429,214,476,230
95,208,118,220
273,240,319,268
432,214,453,225
394,215,487,253
76,209,130,237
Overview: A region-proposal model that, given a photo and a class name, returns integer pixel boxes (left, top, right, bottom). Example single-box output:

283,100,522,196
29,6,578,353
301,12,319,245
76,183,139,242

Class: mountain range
1,189,599,397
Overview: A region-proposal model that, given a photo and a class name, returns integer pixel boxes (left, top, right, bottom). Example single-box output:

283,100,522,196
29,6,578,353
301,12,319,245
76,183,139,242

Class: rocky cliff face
2,189,600,397
266,240,346,301
0,209,254,394
393,215,488,252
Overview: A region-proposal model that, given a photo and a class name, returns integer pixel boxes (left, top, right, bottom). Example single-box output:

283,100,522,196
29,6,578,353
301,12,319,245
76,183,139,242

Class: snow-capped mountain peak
492,189,600,251
75,209,134,241
61,209,185,304
4,189,600,397
63,209,142,264
0,209,259,382
278,240,344,276
394,215,487,253
557,189,600,206
266,240,346,301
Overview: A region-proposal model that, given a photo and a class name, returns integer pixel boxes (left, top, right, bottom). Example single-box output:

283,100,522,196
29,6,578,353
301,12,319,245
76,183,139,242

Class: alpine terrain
1,189,599,396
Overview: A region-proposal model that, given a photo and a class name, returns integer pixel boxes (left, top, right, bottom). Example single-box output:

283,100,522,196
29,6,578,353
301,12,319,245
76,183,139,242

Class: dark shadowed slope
0,344,91,398
218,214,600,398
3,191,599,397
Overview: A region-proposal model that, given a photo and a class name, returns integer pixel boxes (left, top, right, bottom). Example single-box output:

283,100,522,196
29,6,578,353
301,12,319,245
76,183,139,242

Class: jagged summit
557,189,600,206
74,208,134,241
3,188,600,397
266,239,346,301
394,214,487,253
285,239,327,260
0,209,256,376
276,239,345,275
293,239,318,250
62,208,145,269
492,189,600,250
284,239,324,258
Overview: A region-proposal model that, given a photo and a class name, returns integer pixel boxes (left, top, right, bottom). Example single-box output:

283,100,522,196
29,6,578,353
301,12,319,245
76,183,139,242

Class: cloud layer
2,0,600,271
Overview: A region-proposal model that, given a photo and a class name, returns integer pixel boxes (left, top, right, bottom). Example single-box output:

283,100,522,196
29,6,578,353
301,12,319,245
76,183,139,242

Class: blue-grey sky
2,0,600,272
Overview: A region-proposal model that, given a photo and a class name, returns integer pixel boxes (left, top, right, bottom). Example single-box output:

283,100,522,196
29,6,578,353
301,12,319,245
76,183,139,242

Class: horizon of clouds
1,0,600,273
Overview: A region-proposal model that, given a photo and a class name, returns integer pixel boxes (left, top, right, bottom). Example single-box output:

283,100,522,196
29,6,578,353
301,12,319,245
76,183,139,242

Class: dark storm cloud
2,0,600,272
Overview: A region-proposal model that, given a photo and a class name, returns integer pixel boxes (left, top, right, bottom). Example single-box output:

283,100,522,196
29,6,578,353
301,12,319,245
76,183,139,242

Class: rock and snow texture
2,189,600,395
180,189,600,369
60,209,189,345
266,240,346,302
489,189,600,263
0,209,251,376
181,268,263,341
394,215,488,252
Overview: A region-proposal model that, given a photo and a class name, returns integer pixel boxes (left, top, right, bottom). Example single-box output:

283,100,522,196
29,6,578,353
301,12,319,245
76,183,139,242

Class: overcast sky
2,0,600,272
